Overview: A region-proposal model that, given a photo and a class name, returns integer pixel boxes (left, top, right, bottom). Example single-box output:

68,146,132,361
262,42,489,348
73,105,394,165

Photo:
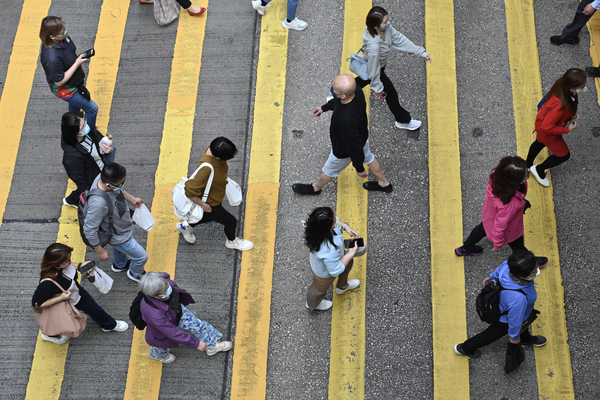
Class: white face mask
380,21,390,31
524,267,540,281
573,86,587,94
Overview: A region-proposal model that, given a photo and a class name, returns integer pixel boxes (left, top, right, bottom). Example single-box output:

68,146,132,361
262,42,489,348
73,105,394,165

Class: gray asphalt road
1,0,599,399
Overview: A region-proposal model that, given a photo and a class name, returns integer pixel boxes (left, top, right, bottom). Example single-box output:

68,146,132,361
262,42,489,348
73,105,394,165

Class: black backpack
476,279,526,323
77,188,115,248
129,292,158,330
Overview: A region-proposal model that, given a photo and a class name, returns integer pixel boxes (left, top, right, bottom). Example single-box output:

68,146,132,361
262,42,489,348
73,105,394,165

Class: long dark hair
61,112,83,147
546,68,586,115
366,6,388,38
41,243,73,279
39,16,63,48
489,156,528,204
304,207,337,252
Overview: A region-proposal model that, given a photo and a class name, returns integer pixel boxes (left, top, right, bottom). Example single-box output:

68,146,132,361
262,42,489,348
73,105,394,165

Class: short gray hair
139,272,169,297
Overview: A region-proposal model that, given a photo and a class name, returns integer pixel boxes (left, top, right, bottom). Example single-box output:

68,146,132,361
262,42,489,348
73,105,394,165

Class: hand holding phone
344,238,365,248
80,48,95,59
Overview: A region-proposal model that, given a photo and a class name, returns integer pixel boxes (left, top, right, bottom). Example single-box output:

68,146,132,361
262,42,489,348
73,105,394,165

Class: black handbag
77,83,91,101
504,342,525,373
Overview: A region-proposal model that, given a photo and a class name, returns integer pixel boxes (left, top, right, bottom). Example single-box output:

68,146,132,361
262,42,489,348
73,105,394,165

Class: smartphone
344,238,365,248
80,48,95,59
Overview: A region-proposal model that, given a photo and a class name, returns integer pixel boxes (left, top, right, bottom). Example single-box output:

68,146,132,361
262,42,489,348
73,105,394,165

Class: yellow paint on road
425,0,470,398
587,13,600,106
0,0,51,229
230,3,287,398
505,0,575,398
328,0,371,397
25,1,129,397
123,8,208,399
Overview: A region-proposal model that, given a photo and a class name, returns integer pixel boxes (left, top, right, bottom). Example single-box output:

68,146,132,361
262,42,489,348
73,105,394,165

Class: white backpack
172,163,214,224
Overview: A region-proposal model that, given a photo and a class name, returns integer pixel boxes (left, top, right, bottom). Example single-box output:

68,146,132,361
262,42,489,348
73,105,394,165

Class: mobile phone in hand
80,48,95,59
344,238,365,248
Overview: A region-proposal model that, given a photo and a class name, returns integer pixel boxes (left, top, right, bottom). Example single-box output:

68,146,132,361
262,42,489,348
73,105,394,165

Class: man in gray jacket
83,162,148,282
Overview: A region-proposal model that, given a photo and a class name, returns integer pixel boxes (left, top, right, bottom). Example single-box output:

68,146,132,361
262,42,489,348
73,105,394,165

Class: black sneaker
363,181,393,192
454,344,481,359
292,183,321,195
535,257,548,269
455,245,483,257
111,259,131,273
550,35,579,45
586,67,600,78
521,335,547,347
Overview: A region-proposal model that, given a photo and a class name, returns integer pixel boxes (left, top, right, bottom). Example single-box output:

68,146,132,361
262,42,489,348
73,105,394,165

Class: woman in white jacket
357,6,432,131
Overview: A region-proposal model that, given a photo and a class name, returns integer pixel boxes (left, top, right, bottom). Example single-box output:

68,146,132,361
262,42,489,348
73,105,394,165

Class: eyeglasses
107,179,125,189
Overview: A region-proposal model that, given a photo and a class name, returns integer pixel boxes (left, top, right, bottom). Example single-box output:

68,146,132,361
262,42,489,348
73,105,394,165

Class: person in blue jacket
454,250,547,360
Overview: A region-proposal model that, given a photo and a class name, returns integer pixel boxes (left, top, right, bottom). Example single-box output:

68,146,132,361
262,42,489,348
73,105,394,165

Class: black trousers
525,140,571,178
559,0,595,41
190,204,237,241
75,286,116,330
463,222,527,253
176,0,192,8
355,68,412,123
461,310,537,353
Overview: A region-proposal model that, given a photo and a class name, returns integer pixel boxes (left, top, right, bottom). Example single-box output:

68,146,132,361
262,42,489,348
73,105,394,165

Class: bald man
292,74,393,195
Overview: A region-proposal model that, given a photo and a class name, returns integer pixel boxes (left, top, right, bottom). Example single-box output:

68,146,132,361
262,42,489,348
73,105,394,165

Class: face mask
380,19,390,30
524,267,540,281
572,86,587,94
80,124,90,136
160,285,173,299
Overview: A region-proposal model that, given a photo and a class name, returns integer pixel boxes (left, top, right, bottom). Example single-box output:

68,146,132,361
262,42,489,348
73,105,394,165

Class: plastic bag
91,266,114,295
226,178,243,206
132,204,156,231
154,0,180,26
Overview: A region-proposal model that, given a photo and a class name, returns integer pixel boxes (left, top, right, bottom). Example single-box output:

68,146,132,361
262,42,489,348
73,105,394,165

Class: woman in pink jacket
455,156,547,267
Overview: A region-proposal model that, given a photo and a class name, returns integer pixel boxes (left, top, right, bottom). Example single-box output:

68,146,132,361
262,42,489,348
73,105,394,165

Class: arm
190,196,212,213
320,98,335,113
389,26,428,58
341,121,366,173
82,198,110,260
585,1,599,14
146,310,200,348
335,218,359,238
539,100,572,136
505,294,528,342
123,190,144,208
48,55,88,87
489,203,516,249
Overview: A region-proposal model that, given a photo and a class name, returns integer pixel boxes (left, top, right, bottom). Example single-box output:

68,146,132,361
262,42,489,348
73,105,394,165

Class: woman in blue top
304,207,364,312
39,16,99,133
454,250,547,363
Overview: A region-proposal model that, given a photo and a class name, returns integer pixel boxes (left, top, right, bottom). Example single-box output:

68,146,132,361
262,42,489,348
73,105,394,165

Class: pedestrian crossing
0,0,591,398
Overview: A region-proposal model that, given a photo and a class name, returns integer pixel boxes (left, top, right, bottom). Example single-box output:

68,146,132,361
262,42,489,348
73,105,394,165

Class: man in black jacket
292,74,392,195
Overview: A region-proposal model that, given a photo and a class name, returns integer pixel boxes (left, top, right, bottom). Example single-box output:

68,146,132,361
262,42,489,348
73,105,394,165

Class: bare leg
366,159,390,187
313,173,334,192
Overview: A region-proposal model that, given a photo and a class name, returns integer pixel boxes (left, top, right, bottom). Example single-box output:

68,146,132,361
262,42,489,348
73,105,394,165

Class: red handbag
32,279,87,338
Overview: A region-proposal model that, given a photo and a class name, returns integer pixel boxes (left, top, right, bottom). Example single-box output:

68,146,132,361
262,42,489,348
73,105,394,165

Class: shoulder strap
87,188,116,234
188,162,215,203
143,295,159,309
40,278,66,293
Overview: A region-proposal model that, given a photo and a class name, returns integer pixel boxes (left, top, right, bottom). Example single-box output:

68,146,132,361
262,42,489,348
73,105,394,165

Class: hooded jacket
140,273,198,349
481,178,527,249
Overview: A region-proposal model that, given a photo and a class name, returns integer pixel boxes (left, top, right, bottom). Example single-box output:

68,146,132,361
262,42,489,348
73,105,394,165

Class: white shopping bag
91,266,114,294
226,178,243,206
132,204,156,231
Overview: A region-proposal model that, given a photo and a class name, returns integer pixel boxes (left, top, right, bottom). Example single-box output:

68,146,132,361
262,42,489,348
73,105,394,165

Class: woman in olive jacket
61,112,114,207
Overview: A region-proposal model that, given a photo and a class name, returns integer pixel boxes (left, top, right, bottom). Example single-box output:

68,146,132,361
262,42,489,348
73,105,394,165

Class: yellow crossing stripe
425,0,469,398
328,0,371,397
230,2,288,398
25,1,130,398
123,7,208,399
505,0,575,397
0,0,51,230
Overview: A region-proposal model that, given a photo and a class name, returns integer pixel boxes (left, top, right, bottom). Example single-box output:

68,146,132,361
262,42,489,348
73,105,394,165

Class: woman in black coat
61,112,115,207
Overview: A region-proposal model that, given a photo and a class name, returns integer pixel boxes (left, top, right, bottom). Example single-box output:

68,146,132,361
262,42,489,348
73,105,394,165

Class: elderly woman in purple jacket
139,272,232,364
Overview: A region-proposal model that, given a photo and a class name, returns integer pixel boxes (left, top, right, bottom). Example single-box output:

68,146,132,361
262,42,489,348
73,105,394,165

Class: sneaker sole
454,248,483,257
111,266,128,273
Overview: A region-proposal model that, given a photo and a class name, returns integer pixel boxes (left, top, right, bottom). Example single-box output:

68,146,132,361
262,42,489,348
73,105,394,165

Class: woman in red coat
526,68,587,187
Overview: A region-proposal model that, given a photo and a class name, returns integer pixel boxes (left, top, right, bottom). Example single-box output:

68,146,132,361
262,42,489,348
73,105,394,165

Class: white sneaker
206,341,233,356
41,334,69,344
150,353,176,363
336,279,360,295
225,237,254,251
395,119,422,130
103,320,129,332
62,198,77,208
282,17,308,31
175,221,196,244
306,299,333,311
251,0,266,15
530,165,550,187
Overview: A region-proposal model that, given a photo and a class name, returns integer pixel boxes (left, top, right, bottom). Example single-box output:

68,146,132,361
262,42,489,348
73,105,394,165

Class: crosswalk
0,0,594,398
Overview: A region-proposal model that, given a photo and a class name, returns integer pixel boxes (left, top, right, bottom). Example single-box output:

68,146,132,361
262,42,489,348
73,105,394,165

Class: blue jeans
75,286,116,330
112,236,148,277
64,91,99,133
263,0,298,21
149,305,223,360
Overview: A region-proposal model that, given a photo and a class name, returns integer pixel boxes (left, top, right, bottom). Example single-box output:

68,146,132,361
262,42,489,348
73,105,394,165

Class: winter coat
481,178,527,248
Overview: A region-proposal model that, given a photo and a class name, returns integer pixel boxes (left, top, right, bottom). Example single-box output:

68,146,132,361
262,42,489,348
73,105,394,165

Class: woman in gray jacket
356,7,432,131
